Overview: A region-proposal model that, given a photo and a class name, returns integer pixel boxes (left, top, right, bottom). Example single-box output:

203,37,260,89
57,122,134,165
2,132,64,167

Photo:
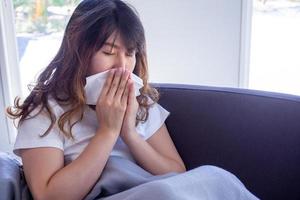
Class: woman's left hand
120,77,139,140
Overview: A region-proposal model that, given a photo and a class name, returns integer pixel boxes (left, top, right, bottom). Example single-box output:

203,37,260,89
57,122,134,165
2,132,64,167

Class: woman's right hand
95,68,131,136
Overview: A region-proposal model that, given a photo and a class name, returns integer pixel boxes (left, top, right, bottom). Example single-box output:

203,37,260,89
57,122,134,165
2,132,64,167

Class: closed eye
102,51,135,57
126,52,135,57
103,51,115,56
126,50,136,57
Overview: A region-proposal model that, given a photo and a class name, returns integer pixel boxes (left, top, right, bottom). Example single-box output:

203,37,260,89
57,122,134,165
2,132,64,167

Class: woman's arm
20,128,118,200
122,123,186,175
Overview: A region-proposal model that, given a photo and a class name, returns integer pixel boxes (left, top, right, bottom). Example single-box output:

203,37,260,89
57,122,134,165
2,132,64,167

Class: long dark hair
7,0,159,139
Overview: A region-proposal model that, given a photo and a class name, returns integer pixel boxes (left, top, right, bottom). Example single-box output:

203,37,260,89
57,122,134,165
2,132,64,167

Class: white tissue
84,69,144,105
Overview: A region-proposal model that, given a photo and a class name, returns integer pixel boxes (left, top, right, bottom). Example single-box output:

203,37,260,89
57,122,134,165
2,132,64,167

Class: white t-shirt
13,98,170,165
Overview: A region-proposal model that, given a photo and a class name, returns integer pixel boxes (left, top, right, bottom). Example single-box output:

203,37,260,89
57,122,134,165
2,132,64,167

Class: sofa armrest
153,83,300,200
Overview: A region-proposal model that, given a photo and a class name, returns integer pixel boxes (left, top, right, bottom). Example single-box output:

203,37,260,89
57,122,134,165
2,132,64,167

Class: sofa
154,83,300,200
1,83,299,199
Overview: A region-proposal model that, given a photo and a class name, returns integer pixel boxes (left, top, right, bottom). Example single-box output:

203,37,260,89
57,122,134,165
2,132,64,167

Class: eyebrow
104,42,120,49
103,42,136,52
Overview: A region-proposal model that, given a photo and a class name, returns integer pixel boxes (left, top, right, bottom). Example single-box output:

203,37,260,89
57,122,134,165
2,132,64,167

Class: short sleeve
13,101,65,157
136,103,170,140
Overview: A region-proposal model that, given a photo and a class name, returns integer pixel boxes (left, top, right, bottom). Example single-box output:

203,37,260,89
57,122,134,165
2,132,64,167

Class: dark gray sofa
1,83,299,199
154,83,300,200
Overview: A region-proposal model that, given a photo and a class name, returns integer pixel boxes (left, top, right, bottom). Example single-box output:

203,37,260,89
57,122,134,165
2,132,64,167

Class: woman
7,0,259,199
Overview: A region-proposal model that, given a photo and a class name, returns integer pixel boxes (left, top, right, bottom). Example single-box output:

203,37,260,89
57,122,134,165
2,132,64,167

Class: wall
127,0,243,87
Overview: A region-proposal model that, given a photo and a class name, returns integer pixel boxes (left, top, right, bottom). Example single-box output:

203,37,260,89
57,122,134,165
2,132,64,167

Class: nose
114,54,127,70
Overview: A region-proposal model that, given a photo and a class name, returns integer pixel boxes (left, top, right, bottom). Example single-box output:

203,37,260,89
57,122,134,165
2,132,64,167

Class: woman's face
87,33,137,76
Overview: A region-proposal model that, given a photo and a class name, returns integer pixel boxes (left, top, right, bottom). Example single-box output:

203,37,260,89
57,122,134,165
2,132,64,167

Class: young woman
7,0,259,199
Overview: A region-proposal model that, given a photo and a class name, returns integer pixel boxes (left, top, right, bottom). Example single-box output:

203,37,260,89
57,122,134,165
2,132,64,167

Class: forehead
103,31,136,51
104,33,125,48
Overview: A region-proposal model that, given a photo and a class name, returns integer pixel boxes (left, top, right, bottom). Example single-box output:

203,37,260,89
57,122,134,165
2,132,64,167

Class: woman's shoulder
14,97,66,157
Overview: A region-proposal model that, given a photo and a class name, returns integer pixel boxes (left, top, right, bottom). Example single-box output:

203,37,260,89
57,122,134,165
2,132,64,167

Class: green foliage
13,0,34,8
13,0,81,8
48,0,66,6
13,0,80,34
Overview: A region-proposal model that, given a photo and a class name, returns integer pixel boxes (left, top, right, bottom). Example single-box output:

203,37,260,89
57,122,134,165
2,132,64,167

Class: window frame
0,0,21,151
239,0,253,88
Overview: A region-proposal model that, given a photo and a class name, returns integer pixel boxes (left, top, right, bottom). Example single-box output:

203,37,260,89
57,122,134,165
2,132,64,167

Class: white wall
127,0,243,87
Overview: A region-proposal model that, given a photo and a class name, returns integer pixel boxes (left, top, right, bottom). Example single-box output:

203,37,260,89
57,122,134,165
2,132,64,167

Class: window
249,0,300,96
0,0,80,151
14,0,80,98
0,0,20,151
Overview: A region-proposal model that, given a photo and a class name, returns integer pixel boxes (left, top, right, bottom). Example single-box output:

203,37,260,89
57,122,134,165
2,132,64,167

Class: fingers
102,68,131,103
121,78,132,104
115,70,130,99
107,69,123,99
127,78,135,105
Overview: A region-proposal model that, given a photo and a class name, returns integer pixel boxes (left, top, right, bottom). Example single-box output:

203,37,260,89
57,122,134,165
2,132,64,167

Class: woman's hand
120,74,139,140
95,68,131,136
